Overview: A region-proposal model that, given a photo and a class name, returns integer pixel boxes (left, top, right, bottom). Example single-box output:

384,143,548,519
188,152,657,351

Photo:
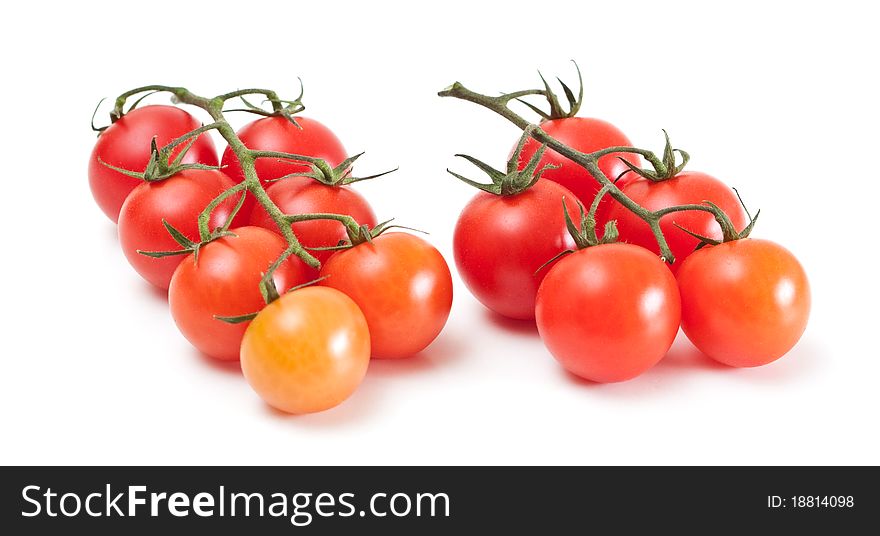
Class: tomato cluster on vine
443,64,810,382
89,64,812,416
89,86,452,414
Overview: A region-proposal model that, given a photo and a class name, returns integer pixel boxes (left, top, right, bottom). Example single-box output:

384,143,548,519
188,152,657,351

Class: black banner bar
1,467,875,533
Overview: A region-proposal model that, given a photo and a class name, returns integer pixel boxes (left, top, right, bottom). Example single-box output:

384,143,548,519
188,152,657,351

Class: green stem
197,182,247,241
112,85,334,270
439,82,735,263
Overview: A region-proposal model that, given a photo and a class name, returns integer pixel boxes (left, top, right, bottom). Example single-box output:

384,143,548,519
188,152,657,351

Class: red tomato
168,226,315,361
536,243,681,382
221,116,347,186
453,180,579,320
118,169,238,290
241,286,371,414
319,233,453,359
516,117,639,218
676,239,810,367
89,105,218,223
248,177,376,265
604,171,748,271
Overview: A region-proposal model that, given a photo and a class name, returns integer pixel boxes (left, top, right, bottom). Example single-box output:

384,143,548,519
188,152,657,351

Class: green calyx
674,190,761,249
618,130,690,182
222,80,305,127
564,187,619,250
214,276,330,325
99,125,222,183
535,187,618,274
447,127,557,196
515,61,583,121
309,218,423,252
266,152,398,187
137,219,237,262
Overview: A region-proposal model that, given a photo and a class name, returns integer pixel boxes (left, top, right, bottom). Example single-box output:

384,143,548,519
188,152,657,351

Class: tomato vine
438,66,753,264
101,84,373,302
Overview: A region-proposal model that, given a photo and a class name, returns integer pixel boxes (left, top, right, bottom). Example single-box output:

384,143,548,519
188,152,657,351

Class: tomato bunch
89,87,452,414
90,66,812,419
444,66,810,383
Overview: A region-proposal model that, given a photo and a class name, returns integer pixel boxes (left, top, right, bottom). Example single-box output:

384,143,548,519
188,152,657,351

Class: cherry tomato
221,116,347,186
515,117,639,218
168,226,315,361
319,233,453,359
453,180,579,320
536,243,681,382
248,177,376,265
241,286,370,414
676,239,810,367
89,105,218,223
118,169,238,290
604,171,748,272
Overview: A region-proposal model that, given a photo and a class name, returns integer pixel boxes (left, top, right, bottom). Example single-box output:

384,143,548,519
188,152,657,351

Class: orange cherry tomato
676,238,810,367
319,232,453,359
240,286,371,414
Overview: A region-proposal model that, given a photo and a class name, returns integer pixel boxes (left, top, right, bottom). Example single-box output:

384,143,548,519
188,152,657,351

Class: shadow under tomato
652,336,731,374
366,333,467,378
142,282,169,302
482,309,539,336
192,348,243,376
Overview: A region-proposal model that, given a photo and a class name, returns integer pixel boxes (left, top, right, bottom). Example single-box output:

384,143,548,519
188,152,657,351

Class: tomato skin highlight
89,105,218,223
168,226,316,361
319,233,453,359
535,243,681,383
453,180,579,320
515,117,639,218
220,116,347,186
676,239,810,367
248,177,377,265
117,169,238,290
604,171,748,272
241,286,371,414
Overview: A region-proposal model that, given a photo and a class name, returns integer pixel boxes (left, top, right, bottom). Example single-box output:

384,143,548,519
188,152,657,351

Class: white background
1,0,878,465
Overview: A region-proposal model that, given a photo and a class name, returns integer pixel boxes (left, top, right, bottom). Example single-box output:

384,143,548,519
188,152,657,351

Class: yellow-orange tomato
240,286,370,414
319,232,453,359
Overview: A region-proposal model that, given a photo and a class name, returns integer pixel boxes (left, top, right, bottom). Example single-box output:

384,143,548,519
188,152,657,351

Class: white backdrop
1,0,877,465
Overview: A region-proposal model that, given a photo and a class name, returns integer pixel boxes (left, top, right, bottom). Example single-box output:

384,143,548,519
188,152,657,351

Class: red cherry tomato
221,116,347,186
241,286,371,414
319,233,453,359
89,105,218,223
248,177,376,265
516,117,639,218
453,180,579,320
118,169,238,290
168,226,315,361
536,243,681,382
604,171,748,271
676,239,810,367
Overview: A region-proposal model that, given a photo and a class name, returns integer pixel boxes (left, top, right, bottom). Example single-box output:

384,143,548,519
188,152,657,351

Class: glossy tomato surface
676,239,810,367
536,243,681,382
604,171,748,271
241,286,370,414
221,116,347,185
118,169,237,289
248,177,376,265
89,105,218,222
516,117,639,218
453,179,579,320
168,226,315,361
319,233,453,359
